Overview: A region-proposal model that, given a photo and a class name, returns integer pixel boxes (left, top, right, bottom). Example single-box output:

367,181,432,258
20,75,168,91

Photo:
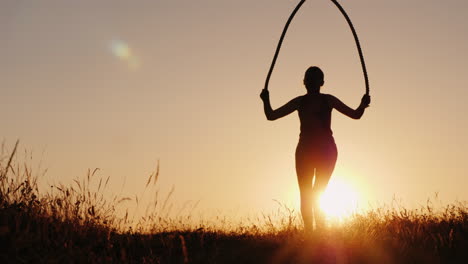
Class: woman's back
298,93,333,145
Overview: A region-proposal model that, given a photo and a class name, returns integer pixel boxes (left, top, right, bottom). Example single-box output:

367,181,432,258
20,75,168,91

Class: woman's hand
260,89,270,101
360,94,371,108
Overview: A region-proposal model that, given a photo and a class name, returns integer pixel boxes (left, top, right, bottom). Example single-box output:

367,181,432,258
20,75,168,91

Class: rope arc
264,0,370,96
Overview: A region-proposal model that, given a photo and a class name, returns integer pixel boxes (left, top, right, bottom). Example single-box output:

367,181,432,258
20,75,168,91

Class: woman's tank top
297,93,334,146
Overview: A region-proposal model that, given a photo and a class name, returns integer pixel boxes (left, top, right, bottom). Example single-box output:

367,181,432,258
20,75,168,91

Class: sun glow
319,178,360,221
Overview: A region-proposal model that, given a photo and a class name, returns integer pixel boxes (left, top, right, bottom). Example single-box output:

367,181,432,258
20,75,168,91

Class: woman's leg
295,147,315,232
313,145,338,228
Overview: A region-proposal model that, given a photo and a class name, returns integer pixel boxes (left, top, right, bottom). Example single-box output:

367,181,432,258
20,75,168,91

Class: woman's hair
304,66,324,91
304,66,324,88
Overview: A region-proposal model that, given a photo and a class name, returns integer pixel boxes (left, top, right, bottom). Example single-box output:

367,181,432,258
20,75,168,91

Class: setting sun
319,178,360,221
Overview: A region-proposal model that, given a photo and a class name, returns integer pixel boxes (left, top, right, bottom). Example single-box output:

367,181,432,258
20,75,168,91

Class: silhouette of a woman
260,66,370,231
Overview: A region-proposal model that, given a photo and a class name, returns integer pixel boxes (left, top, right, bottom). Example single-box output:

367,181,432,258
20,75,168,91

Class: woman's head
304,66,324,92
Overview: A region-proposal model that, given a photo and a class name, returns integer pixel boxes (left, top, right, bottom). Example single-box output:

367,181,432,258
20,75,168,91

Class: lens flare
111,41,130,59
110,40,140,70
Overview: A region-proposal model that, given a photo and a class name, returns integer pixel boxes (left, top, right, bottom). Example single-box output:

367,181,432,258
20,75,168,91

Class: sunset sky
2,0,468,219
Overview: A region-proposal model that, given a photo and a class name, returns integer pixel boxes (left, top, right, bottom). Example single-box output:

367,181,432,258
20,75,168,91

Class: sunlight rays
319,178,360,221
286,175,364,223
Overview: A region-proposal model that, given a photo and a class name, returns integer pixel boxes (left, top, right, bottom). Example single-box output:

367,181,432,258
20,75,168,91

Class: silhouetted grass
1,142,468,263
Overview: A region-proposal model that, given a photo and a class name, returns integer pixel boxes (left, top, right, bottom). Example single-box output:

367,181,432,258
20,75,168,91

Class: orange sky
1,0,468,218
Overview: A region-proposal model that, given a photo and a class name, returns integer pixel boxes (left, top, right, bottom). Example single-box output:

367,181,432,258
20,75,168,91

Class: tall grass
1,141,468,263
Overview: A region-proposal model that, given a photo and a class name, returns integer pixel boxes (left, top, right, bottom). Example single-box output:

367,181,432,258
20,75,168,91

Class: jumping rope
265,0,370,96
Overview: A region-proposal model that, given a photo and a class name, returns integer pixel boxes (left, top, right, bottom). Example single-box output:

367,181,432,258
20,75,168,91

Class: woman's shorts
295,138,338,174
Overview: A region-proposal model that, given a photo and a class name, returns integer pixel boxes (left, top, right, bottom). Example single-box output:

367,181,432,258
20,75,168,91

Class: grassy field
1,142,468,263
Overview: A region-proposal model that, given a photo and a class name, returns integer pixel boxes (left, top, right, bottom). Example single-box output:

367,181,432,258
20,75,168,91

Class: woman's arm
260,89,301,121
328,94,370,119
